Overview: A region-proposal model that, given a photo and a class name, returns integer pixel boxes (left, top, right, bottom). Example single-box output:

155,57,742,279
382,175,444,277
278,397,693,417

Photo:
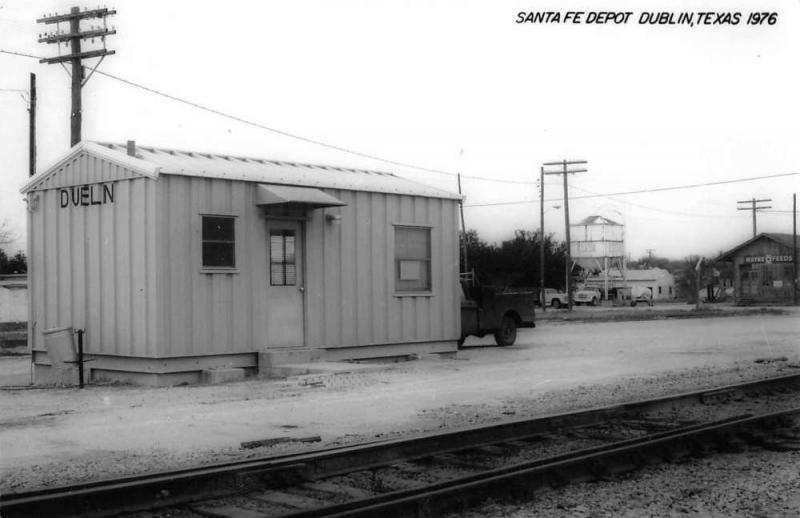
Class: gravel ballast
458,449,800,517
0,311,798,513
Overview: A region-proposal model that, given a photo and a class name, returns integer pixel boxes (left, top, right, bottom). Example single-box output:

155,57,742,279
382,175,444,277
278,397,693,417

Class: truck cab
459,273,536,347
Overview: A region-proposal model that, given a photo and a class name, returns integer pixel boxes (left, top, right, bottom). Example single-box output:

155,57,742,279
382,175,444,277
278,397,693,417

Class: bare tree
0,219,16,246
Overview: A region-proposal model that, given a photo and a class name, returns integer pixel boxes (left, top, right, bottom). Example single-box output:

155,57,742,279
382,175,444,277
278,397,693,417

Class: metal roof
255,184,346,208
715,233,799,262
586,268,673,282
574,215,622,226
89,142,461,199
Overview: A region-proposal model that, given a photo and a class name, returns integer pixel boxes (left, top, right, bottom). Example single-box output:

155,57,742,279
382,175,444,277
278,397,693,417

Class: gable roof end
715,233,800,262
20,141,162,194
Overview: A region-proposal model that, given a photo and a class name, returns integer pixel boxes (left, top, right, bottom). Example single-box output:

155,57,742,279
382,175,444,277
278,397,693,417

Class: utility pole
737,198,772,238
793,193,797,306
29,73,36,177
539,166,545,312
37,6,116,147
543,160,588,310
645,248,655,265
457,173,468,274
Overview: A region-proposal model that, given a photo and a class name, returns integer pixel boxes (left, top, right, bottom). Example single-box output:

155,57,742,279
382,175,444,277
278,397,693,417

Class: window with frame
394,226,431,292
270,230,297,286
202,216,235,268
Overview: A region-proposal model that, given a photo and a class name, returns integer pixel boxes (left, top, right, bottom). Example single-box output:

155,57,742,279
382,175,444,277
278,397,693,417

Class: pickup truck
459,277,536,347
542,288,568,309
574,288,601,306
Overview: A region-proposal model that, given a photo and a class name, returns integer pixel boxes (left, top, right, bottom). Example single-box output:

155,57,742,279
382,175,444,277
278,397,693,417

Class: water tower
570,215,625,298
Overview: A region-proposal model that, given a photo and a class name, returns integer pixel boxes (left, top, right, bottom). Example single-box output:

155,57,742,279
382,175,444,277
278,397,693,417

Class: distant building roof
716,233,799,262
574,215,622,226
21,141,461,200
586,267,673,283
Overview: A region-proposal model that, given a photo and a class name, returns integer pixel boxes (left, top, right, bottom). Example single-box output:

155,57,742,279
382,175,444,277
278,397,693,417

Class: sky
0,0,798,260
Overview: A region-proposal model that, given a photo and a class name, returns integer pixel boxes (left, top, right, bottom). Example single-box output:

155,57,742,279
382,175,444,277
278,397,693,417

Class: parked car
459,275,536,347
542,288,568,308
574,288,601,306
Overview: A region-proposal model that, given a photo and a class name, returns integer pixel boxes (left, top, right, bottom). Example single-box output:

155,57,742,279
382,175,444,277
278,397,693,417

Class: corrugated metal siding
29,153,158,357
155,176,263,356
155,176,460,355
304,188,460,348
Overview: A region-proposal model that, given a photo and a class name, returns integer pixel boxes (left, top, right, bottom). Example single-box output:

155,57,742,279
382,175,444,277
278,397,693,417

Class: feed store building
21,142,461,385
716,233,798,305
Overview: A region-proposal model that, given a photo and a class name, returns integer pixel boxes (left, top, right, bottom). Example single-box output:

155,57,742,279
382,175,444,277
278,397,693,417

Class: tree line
461,229,727,301
0,249,27,275
461,229,569,289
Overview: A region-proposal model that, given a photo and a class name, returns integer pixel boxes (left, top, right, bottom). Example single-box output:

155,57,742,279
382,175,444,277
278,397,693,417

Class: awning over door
255,184,346,209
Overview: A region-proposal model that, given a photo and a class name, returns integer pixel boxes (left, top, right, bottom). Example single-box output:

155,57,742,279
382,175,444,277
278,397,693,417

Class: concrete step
201,367,246,384
266,361,379,379
259,348,324,369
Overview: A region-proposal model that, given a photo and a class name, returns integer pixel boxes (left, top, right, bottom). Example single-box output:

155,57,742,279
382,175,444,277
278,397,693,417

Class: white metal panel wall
155,176,460,356
304,189,460,348
28,153,158,357
155,175,261,357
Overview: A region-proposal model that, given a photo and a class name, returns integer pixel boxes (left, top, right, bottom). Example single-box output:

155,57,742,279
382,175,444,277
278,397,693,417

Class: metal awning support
255,184,346,209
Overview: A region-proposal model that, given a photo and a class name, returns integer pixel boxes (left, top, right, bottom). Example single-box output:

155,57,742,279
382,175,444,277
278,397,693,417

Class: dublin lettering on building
59,183,115,208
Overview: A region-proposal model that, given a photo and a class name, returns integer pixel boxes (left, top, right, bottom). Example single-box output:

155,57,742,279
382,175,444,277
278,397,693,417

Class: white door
266,221,305,346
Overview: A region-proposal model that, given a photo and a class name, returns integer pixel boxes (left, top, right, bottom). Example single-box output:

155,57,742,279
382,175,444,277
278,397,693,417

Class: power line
2,46,531,184
0,49,41,59
572,173,798,199
3,45,800,196
569,184,738,219
92,69,535,185
463,172,800,208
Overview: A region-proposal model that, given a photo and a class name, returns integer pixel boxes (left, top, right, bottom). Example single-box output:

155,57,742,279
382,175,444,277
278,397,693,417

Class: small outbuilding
583,267,676,301
715,233,798,305
21,142,462,385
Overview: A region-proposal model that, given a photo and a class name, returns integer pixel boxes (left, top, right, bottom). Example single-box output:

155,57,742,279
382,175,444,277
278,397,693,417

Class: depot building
21,141,461,386
716,233,798,305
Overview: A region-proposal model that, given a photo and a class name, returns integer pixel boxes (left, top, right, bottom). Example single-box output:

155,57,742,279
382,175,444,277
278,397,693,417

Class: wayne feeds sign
743,254,793,264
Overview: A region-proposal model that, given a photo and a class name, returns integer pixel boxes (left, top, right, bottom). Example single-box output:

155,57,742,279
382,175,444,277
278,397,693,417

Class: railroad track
3,373,800,518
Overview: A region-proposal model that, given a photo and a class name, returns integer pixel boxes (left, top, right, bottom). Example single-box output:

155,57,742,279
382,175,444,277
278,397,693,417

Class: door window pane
270,230,297,286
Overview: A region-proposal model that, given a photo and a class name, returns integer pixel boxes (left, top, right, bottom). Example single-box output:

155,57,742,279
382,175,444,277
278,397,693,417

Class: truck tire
494,315,517,346
591,297,597,306
551,299,561,309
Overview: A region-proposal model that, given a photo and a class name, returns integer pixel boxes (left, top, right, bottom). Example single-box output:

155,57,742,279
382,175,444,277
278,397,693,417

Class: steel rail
2,373,799,517
279,408,800,518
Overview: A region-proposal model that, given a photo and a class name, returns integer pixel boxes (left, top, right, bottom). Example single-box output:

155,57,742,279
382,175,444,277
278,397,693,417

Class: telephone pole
457,173,468,274
29,73,36,177
793,193,797,306
543,159,588,310
736,198,771,238
539,166,545,312
37,6,116,147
